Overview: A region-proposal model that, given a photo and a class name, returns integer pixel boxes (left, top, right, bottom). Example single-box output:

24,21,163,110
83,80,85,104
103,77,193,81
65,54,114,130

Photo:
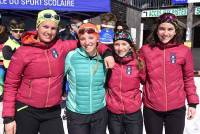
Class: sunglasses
11,29,24,33
43,13,60,21
78,28,96,35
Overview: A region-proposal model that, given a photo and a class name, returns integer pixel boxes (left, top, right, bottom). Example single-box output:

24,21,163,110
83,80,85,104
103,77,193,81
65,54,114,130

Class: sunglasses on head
43,13,60,21
11,29,24,33
78,28,96,35
158,13,177,23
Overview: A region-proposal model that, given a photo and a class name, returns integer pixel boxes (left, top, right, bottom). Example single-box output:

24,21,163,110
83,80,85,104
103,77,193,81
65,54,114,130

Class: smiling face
79,32,98,56
157,22,176,44
37,20,58,43
114,40,131,57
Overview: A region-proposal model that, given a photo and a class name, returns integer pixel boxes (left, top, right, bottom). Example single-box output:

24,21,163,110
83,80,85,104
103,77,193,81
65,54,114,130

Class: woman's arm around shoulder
61,39,78,54
97,43,115,69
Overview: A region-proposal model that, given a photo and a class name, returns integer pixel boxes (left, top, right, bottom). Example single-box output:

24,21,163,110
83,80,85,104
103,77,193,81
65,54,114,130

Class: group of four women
2,9,199,134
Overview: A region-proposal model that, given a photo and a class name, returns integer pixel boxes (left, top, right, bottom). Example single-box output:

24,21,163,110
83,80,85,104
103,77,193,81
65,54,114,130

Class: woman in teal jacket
65,23,107,134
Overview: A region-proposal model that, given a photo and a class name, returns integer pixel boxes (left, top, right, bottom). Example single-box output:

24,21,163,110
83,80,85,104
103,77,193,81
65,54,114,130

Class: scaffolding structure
116,0,184,9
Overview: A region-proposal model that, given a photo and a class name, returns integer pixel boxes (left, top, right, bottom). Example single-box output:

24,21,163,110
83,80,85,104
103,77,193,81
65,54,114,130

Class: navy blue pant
66,107,108,134
108,110,143,134
143,106,186,134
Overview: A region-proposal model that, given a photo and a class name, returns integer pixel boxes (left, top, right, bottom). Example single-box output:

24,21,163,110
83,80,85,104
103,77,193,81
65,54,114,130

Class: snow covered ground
1,77,200,134
184,77,200,134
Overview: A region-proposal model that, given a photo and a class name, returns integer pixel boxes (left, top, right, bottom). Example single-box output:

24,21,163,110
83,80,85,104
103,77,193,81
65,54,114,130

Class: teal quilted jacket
65,47,106,114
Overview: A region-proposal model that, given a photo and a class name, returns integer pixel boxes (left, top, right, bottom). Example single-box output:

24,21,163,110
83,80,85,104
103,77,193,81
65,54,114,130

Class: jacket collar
114,50,134,64
21,31,57,49
156,41,181,49
77,47,101,60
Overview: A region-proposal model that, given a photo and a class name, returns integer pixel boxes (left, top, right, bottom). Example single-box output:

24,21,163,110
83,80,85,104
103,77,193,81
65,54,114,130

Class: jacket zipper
120,65,125,112
164,48,167,111
28,80,32,98
45,50,52,107
89,59,92,113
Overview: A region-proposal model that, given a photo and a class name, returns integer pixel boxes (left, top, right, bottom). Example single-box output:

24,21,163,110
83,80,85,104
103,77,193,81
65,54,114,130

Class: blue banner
0,0,111,12
172,0,188,4
99,28,114,44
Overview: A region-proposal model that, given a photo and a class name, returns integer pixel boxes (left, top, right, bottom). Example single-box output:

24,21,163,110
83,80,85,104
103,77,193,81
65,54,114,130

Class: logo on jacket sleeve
51,48,59,58
170,53,176,64
126,65,132,75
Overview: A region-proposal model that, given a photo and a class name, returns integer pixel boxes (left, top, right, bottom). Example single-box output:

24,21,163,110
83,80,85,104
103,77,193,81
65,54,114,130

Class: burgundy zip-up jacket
140,43,199,112
2,31,110,118
106,52,145,114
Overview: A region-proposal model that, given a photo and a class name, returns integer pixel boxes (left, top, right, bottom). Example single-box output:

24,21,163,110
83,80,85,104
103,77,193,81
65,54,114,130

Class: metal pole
139,23,144,48
186,3,194,44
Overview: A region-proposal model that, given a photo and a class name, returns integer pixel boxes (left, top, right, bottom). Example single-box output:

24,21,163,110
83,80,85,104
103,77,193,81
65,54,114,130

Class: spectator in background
1,19,24,102
114,21,128,34
2,18,25,69
0,24,8,101
59,17,83,40
140,13,199,134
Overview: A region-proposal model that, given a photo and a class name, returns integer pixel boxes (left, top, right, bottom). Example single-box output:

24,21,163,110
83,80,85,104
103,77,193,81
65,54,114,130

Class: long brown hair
147,13,183,46
131,43,144,71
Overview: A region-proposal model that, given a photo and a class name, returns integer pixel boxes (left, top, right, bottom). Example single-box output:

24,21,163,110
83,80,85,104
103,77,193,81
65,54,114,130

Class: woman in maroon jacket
106,31,145,134
140,13,199,134
2,9,114,134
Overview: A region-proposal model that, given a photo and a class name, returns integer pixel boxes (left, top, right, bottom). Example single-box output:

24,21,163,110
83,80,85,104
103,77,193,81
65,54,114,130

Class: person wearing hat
140,13,199,134
106,30,145,134
2,10,114,134
64,22,110,134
